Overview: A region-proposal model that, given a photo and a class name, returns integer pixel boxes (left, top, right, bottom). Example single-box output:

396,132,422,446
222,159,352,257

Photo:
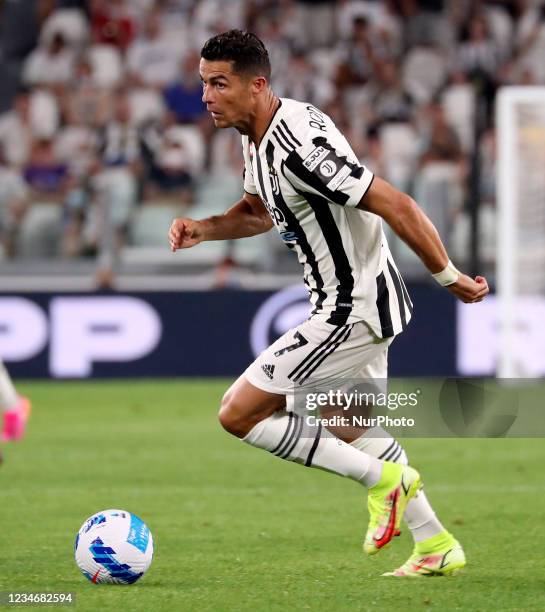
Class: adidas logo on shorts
262,364,275,380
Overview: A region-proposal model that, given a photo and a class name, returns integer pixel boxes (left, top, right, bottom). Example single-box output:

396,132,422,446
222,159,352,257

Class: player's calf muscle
218,379,284,438
218,395,266,438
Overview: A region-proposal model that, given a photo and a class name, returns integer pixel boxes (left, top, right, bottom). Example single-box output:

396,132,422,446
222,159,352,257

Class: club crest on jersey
320,160,337,177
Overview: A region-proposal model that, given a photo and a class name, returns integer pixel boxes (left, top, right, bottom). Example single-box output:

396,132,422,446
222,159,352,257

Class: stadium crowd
0,0,543,278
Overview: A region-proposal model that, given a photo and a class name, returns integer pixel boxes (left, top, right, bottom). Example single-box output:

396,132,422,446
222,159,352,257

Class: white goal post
497,87,545,378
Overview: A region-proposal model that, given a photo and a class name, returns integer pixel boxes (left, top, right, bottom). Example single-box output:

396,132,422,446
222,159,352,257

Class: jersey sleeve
283,135,374,207
241,136,258,195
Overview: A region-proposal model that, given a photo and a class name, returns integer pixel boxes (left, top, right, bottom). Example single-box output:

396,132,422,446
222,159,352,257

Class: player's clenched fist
447,274,489,303
168,218,204,251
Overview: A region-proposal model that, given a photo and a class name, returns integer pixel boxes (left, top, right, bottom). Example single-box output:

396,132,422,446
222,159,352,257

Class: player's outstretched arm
358,176,489,304
169,192,273,251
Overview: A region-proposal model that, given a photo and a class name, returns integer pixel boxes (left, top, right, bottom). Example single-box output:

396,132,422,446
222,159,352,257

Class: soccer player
0,359,31,443
169,30,489,577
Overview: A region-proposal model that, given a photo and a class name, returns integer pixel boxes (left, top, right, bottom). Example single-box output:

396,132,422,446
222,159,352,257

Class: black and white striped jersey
242,97,413,338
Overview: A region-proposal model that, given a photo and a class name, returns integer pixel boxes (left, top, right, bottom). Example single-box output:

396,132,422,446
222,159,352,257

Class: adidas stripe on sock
243,410,382,487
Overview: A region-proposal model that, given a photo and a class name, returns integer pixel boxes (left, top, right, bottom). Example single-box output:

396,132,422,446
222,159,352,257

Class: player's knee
218,391,248,438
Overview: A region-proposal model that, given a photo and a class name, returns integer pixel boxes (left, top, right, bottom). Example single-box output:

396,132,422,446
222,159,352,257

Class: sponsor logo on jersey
326,164,352,191
260,193,286,227
280,230,298,244
303,146,328,172
320,160,337,177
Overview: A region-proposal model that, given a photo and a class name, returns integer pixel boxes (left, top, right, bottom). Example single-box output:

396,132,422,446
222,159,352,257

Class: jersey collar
255,98,283,152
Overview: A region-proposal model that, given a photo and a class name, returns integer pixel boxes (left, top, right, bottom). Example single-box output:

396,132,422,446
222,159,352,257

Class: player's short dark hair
200,29,271,80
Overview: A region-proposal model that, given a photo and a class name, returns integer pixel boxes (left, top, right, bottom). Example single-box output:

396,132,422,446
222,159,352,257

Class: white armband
432,260,459,287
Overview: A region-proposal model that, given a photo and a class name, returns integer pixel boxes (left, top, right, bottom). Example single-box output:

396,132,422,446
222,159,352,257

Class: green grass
1,380,544,611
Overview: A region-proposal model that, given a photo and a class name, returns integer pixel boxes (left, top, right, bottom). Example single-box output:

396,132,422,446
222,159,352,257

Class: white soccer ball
75,509,154,584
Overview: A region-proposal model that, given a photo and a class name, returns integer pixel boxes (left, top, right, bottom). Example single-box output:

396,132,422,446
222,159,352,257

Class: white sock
243,410,383,487
0,361,19,412
351,426,445,542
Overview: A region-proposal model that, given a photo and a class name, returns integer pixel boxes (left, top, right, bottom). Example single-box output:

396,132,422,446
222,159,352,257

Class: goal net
497,87,545,377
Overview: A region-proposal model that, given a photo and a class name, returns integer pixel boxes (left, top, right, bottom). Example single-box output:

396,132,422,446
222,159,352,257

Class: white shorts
244,318,394,410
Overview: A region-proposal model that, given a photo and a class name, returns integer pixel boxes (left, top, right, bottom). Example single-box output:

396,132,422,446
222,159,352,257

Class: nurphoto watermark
292,378,545,438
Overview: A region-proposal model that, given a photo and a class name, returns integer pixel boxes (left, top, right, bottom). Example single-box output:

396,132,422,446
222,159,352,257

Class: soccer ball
75,509,154,584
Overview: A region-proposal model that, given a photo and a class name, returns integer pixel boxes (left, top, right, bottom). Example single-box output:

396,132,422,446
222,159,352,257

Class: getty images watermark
293,378,545,438
303,387,421,429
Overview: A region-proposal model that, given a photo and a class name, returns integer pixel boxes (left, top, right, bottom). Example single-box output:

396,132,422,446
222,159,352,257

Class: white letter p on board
50,297,162,377
0,297,48,360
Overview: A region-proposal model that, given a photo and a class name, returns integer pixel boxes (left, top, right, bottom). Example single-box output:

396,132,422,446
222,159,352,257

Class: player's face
200,59,255,130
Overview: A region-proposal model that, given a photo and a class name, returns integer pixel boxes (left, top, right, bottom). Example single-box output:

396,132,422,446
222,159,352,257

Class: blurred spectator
90,0,135,52
98,94,141,169
141,116,195,203
209,129,244,177
22,33,75,88
441,70,476,152
0,90,34,168
370,60,414,124
86,37,124,89
335,17,380,89
258,19,294,82
397,0,453,49
482,1,514,59
420,102,464,167
62,93,143,281
192,0,246,48
275,50,335,108
163,51,207,124
416,101,466,250
39,7,90,52
402,42,447,105
126,9,184,88
63,58,113,127
92,94,141,247
55,121,98,178
29,89,60,139
359,126,386,179
515,1,545,83
456,14,502,79
24,138,69,202
337,0,402,54
152,0,193,54
294,0,336,49
379,121,418,191
322,96,353,136
127,88,166,127
0,146,29,257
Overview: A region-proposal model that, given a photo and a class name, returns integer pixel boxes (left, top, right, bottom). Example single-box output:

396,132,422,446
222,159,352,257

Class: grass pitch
1,380,544,612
